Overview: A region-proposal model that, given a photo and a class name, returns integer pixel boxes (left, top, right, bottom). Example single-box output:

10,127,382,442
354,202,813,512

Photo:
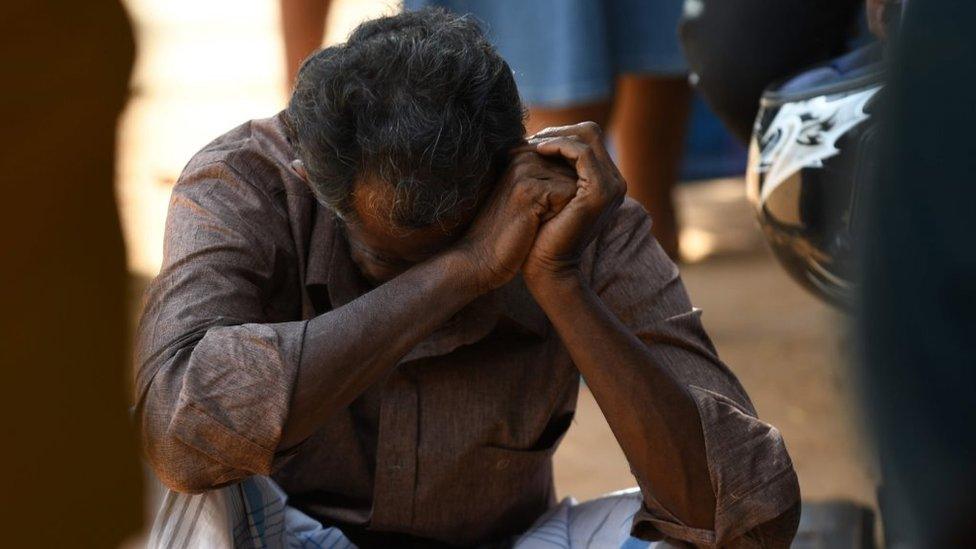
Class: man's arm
529,272,717,527
523,123,800,546
279,250,478,449
137,153,578,492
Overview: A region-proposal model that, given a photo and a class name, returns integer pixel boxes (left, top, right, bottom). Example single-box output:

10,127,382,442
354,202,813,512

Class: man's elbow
155,465,217,494
143,427,241,494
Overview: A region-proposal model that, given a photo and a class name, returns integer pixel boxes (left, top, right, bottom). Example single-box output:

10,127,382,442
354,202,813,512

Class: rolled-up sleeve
135,161,305,493
589,200,801,547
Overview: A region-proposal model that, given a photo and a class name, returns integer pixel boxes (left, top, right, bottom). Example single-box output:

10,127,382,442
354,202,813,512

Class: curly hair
284,8,526,229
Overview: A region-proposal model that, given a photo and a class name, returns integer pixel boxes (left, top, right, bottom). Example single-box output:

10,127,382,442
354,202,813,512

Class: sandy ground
119,0,878,542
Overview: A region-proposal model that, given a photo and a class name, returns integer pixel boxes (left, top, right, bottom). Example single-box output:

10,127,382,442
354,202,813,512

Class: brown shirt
136,114,800,547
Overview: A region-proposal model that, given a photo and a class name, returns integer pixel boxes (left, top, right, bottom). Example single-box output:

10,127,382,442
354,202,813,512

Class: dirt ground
119,0,879,541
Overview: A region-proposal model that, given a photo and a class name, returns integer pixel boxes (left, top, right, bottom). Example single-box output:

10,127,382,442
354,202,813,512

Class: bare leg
526,102,612,136
610,75,691,261
280,0,331,89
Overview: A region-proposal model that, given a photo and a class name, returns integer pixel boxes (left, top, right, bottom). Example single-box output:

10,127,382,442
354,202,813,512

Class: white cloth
149,476,657,548
515,489,658,549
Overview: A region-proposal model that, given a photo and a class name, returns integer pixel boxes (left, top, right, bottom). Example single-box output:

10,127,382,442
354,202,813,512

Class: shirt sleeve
588,199,801,547
134,161,306,493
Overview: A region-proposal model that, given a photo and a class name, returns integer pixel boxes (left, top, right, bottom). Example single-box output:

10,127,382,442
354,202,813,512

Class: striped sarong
149,476,657,548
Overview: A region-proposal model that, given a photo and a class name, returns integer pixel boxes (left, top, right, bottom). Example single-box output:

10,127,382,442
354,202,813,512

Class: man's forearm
279,249,480,449
529,276,717,529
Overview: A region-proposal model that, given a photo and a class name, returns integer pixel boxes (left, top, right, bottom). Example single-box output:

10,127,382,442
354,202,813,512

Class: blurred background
117,0,877,539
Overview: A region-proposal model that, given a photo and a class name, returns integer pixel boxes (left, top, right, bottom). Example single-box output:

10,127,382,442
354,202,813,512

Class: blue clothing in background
681,93,747,181
405,0,746,180
405,0,687,108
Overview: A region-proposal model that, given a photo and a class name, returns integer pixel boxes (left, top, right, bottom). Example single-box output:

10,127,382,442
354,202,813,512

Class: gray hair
284,8,526,230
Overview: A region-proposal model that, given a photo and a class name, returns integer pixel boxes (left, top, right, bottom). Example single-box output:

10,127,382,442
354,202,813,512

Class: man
137,9,799,548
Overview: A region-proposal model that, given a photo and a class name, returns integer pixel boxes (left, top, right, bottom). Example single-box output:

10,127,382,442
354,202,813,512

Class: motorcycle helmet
746,43,886,309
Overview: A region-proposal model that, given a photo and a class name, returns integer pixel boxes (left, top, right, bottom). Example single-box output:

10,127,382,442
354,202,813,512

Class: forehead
346,178,472,261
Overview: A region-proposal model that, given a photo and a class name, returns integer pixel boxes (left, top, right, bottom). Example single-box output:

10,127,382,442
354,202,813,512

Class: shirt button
495,458,510,470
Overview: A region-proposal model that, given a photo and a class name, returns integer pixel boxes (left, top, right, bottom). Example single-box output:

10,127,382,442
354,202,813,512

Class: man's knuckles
576,121,603,142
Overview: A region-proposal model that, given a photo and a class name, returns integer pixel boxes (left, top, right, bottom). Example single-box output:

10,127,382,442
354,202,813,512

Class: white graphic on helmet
755,86,881,205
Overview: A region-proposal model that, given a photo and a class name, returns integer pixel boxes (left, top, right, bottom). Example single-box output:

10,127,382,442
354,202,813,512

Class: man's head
285,8,525,282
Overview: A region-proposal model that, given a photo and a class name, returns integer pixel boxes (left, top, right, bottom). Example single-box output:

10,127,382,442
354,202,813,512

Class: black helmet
746,44,885,309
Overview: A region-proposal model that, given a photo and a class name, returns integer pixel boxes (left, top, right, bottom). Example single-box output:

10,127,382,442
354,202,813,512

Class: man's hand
521,122,627,290
455,149,578,293
513,124,725,531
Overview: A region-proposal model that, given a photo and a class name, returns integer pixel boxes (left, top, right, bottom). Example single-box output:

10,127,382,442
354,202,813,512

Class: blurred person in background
280,0,334,87
861,0,976,545
0,0,144,546
139,9,799,548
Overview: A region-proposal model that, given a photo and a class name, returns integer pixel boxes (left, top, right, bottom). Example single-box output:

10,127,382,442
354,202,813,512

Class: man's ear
866,0,889,40
291,159,309,182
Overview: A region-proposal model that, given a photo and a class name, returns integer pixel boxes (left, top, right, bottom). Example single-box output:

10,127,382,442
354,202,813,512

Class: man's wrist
437,248,495,299
524,268,587,304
